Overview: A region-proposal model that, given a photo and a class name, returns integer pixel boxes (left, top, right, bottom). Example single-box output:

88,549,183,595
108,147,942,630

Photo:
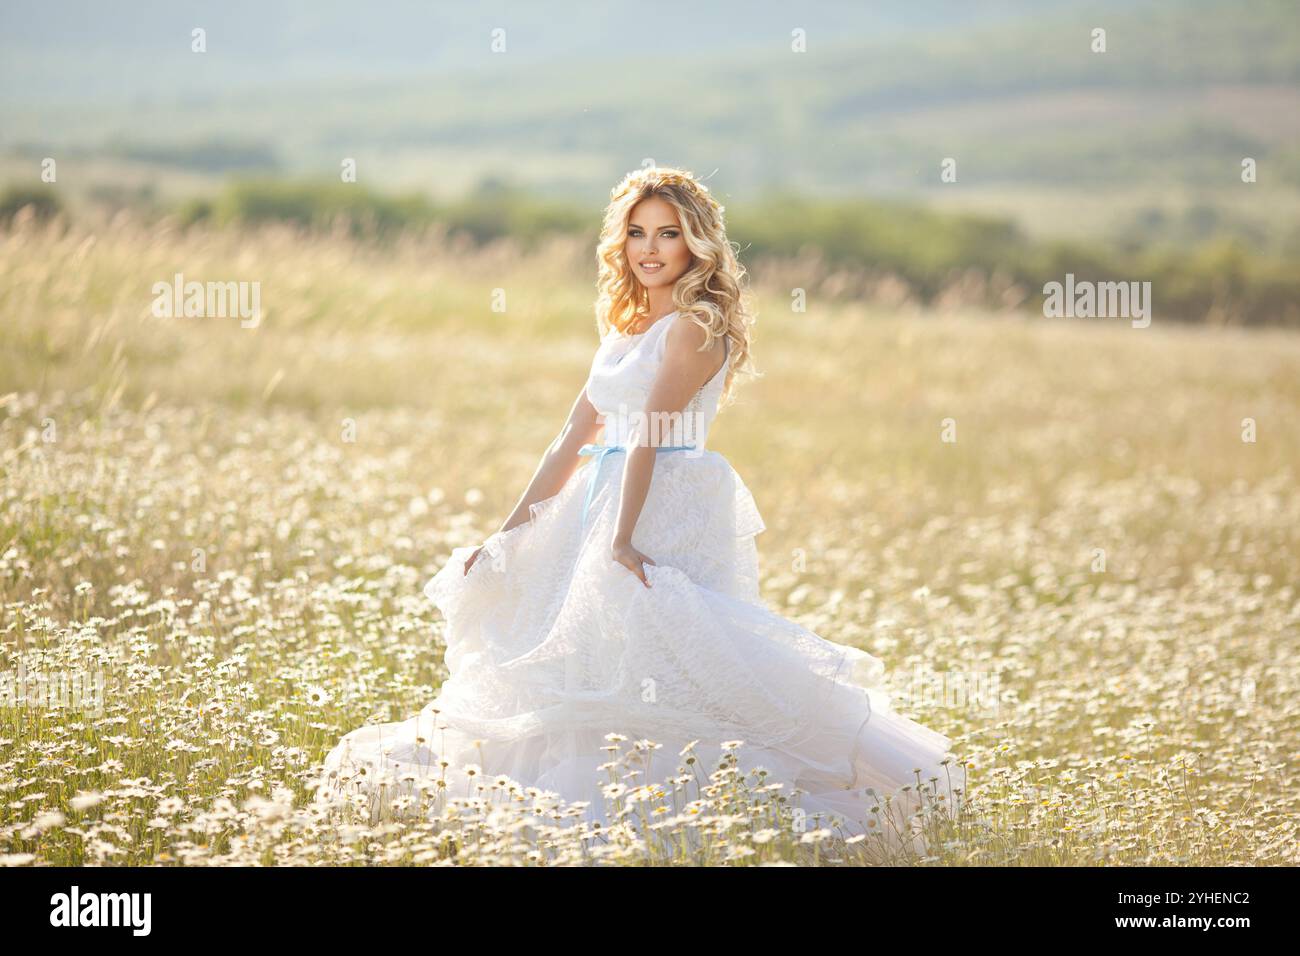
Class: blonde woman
319,166,960,855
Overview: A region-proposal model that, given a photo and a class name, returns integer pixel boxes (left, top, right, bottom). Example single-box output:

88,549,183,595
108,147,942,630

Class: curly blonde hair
594,165,758,409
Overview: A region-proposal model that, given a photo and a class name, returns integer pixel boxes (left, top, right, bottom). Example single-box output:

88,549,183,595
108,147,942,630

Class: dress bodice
585,310,729,450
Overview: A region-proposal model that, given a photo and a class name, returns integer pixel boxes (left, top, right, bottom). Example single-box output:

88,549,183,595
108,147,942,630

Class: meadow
0,211,1296,865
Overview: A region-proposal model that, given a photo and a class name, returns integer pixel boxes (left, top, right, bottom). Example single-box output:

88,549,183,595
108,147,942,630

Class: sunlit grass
1,215,1296,865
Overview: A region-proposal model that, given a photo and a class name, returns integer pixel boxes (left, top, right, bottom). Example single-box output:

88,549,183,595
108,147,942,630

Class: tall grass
0,215,1296,865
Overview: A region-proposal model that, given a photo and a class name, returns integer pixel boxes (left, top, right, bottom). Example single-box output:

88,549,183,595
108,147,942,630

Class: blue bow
577,442,695,527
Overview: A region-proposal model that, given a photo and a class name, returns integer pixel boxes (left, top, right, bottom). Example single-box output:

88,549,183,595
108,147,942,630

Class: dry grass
1,214,1296,865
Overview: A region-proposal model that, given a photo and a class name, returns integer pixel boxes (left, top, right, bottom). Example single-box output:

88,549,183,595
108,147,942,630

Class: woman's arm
464,384,602,575
611,317,726,586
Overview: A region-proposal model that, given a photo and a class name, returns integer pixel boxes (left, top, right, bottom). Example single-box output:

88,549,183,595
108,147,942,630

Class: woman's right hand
463,545,486,576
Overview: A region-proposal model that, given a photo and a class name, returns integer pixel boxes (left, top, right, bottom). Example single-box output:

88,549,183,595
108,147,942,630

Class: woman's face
625,196,692,291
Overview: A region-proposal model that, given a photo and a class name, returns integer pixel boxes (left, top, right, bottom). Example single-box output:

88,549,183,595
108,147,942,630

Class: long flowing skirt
317,449,961,856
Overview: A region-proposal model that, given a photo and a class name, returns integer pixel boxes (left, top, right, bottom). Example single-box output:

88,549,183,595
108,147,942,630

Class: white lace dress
317,311,958,849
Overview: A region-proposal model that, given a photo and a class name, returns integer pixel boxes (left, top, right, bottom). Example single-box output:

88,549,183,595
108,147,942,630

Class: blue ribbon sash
576,442,695,527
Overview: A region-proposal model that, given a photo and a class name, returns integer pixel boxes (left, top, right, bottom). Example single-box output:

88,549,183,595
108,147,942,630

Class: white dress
317,311,958,852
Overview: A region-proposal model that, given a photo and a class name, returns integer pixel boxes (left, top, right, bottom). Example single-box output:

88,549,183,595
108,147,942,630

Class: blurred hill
2,0,1297,202
2,0,1297,325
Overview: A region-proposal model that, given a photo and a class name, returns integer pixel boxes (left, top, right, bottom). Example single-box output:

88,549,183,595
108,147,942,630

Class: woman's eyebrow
628,223,679,230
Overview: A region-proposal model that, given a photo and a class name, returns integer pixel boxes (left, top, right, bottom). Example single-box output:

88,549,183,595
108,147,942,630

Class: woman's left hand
611,537,656,587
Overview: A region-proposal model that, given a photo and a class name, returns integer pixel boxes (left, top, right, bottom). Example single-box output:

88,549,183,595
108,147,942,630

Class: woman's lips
640,262,664,273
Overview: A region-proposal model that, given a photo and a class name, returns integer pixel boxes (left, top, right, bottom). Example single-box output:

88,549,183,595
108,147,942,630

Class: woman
317,166,960,855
